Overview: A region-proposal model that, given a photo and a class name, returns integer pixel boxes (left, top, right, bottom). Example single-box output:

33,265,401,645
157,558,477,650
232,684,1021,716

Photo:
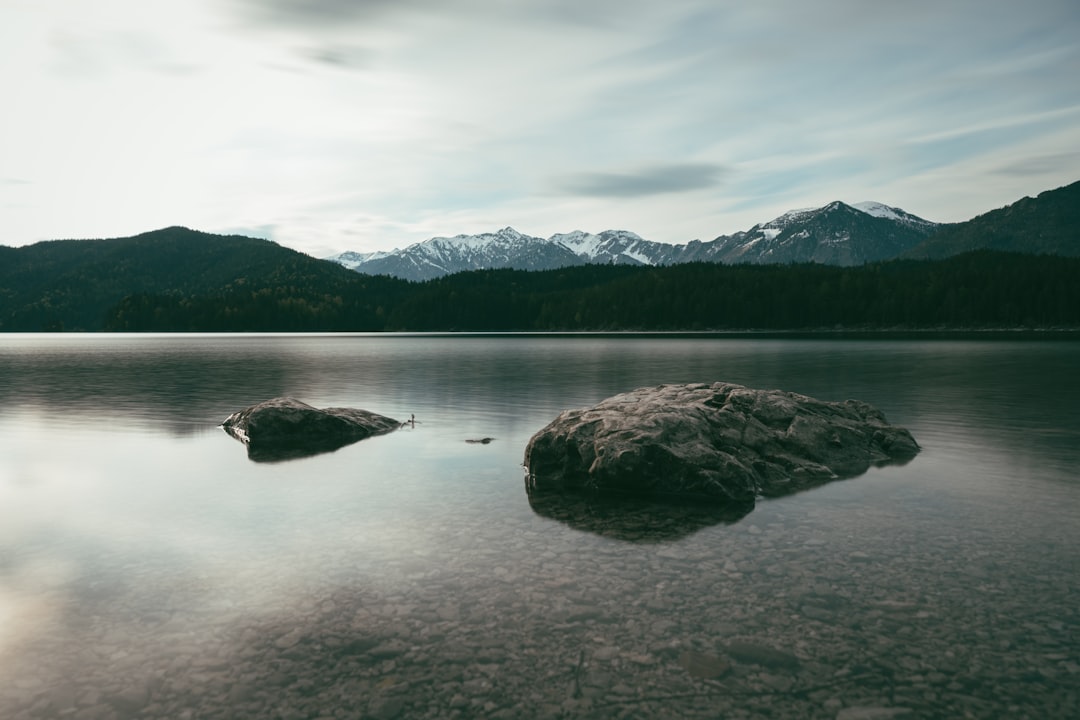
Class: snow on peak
426,227,544,252
599,229,644,241
550,229,589,244
852,201,936,227
550,229,651,262
767,206,820,227
853,201,904,221
550,230,606,259
323,249,392,269
493,226,527,239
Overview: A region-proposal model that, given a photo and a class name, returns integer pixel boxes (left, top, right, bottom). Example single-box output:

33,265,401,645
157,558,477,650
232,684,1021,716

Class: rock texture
524,382,919,502
222,397,399,462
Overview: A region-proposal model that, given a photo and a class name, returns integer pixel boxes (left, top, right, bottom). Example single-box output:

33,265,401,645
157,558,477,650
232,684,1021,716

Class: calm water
1,334,1078,719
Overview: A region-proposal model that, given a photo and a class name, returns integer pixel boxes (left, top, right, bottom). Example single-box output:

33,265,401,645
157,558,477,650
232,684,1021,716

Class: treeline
101,251,1080,332
105,279,407,332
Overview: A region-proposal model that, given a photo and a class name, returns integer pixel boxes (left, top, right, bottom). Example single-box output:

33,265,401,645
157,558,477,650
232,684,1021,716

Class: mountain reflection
0,337,295,436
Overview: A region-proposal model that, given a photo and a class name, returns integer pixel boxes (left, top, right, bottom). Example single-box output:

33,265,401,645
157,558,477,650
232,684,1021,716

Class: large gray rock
222,397,400,462
524,382,919,502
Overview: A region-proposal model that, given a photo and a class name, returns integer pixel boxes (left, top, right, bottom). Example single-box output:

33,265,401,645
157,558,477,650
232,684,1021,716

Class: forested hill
0,226,410,331
2,227,1078,332
905,179,1080,259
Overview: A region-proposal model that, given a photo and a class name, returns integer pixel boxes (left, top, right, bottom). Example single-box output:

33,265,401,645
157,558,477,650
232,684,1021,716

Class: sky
2,0,1079,258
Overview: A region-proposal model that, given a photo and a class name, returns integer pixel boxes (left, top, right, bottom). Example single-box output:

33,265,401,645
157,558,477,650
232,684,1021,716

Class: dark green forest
3,226,1079,333
0,227,410,332
104,252,1080,332
906,179,1080,259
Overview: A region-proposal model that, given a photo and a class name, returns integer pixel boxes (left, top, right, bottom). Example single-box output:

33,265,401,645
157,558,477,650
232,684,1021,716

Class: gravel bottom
3,492,1078,720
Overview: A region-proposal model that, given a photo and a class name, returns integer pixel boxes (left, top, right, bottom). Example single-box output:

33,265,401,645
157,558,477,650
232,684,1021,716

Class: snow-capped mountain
325,202,939,280
324,249,392,271
331,227,582,281
549,229,673,266
852,201,938,229
687,201,940,266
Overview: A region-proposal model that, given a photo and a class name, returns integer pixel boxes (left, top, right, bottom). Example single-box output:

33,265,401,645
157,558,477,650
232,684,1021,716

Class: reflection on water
526,489,754,542
1,334,1079,719
222,425,388,463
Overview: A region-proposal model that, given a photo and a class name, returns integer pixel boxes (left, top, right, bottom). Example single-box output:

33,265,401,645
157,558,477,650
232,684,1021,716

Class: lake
1,333,1078,719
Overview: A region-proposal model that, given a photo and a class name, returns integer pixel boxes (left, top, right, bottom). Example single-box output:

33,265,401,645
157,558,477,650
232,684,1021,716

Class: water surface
1,334,1078,719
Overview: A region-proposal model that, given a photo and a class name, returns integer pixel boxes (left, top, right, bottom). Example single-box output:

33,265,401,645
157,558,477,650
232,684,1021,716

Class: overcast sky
2,0,1078,257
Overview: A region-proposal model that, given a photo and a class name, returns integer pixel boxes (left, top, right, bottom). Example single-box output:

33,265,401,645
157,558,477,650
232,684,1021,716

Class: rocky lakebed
3,384,1077,719
5,495,1075,720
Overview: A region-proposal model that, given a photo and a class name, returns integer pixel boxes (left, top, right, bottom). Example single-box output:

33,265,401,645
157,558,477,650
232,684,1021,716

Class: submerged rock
222,397,400,462
524,382,919,503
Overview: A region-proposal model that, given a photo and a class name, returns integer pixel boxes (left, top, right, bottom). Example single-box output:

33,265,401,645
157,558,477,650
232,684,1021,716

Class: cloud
303,44,372,69
993,152,1080,178
555,163,728,198
236,0,656,29
237,0,410,26
3,0,1079,253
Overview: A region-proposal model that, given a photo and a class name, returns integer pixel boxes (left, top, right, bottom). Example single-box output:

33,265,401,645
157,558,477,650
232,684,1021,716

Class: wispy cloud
908,106,1080,145
555,163,728,198
236,0,409,26
993,152,1080,178
1,0,1077,253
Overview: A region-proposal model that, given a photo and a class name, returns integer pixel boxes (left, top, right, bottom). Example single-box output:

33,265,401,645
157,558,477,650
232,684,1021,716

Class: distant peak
143,225,198,235
853,200,901,217
134,225,209,240
599,229,643,239
852,201,935,226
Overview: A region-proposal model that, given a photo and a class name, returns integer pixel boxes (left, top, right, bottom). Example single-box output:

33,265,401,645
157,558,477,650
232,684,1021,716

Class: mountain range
326,200,942,281
0,179,1076,331
326,181,1079,281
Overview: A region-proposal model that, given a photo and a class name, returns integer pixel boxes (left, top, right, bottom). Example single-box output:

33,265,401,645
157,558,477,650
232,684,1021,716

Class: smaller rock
221,397,399,462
